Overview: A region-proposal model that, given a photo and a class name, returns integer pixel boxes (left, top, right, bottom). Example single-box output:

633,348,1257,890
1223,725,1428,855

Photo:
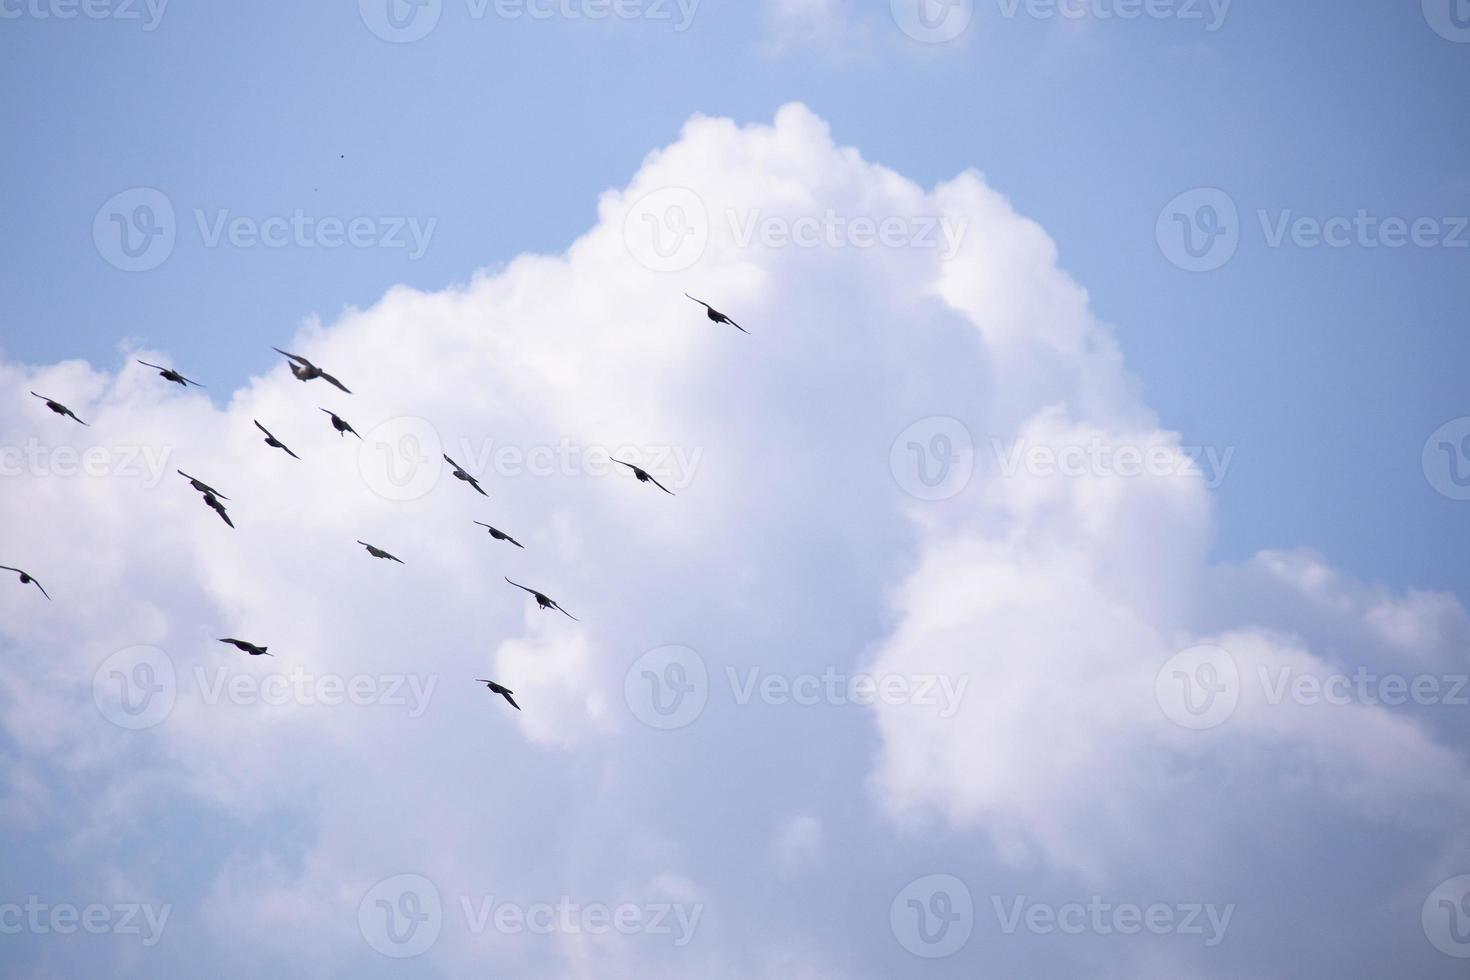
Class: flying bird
253,420,300,459
177,470,228,500
29,392,87,426
473,522,524,549
476,679,520,711
273,348,352,393
444,454,487,496
505,578,577,620
218,638,271,657
0,566,50,600
685,294,748,334
202,492,234,528
136,360,205,388
612,459,675,495
320,408,361,439
358,541,405,564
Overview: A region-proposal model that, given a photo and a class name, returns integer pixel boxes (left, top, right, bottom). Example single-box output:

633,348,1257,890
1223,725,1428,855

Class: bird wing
553,603,579,622
283,444,301,459
273,347,314,369
507,536,525,549
469,478,487,496
505,578,536,596
137,359,165,371
474,521,492,530
649,475,676,495
254,420,271,437
728,319,750,334
0,566,19,574
181,374,205,387
320,371,352,394
502,691,521,710
444,454,461,469
388,553,405,564
30,579,50,600
685,293,710,309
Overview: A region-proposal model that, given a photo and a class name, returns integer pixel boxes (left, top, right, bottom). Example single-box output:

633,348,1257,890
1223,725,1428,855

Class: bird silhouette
505,578,577,620
0,565,50,600
177,470,228,500
476,679,520,710
685,294,748,334
273,348,352,393
358,541,405,564
320,408,361,439
137,360,205,388
253,420,300,459
29,392,87,426
612,459,675,495
474,522,524,548
202,492,234,528
218,638,271,657
443,454,487,496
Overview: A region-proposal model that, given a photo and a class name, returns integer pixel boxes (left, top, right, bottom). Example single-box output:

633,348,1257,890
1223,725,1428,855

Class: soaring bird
253,421,300,459
612,459,675,495
218,638,271,657
685,294,748,334
136,360,205,388
178,470,228,500
505,578,577,620
273,348,352,393
444,454,487,496
358,541,405,564
29,392,87,426
320,408,361,439
202,492,234,528
0,565,50,600
476,679,521,710
474,522,524,549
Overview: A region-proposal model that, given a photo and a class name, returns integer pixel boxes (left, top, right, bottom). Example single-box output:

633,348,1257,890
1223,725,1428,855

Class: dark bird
476,679,520,710
273,348,352,394
202,492,234,528
505,578,577,620
253,420,300,460
136,360,205,388
474,522,524,549
685,294,748,334
29,392,87,426
320,408,361,439
358,541,404,564
218,638,271,657
444,454,487,496
612,459,675,495
177,470,228,500
0,565,50,600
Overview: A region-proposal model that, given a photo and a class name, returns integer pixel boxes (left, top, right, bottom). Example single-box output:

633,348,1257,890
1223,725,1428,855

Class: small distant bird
178,470,228,500
444,454,487,496
685,294,748,334
320,408,360,439
218,637,271,657
0,565,50,600
612,459,675,495
476,679,520,710
273,348,352,394
474,522,524,549
505,578,577,620
29,392,87,426
253,420,300,459
358,541,404,564
202,491,234,528
136,360,205,388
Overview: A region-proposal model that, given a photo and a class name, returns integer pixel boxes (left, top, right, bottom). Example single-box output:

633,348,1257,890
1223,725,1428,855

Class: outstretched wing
137,359,166,371
504,577,536,596
254,420,272,437
553,603,579,622
502,690,521,711
320,371,352,394
272,347,313,369
30,578,50,600
648,474,676,495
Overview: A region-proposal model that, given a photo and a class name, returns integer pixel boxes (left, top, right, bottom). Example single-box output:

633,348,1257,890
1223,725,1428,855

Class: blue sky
2,2,1469,977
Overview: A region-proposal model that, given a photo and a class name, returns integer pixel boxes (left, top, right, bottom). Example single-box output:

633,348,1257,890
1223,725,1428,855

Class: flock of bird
13,294,748,714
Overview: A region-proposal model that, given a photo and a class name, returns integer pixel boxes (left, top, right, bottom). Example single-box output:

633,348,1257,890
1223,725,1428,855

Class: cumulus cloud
1,104,1466,978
